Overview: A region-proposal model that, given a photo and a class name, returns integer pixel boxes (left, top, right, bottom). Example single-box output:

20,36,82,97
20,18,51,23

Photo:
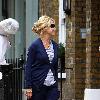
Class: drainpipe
59,0,66,47
59,0,66,100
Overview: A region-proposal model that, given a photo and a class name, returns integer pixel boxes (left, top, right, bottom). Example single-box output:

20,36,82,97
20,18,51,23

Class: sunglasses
50,24,55,28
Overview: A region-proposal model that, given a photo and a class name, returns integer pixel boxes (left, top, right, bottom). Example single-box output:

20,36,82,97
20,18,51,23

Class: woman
25,15,59,100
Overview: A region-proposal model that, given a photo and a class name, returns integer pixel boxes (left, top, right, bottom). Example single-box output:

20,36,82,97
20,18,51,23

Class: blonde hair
32,15,54,34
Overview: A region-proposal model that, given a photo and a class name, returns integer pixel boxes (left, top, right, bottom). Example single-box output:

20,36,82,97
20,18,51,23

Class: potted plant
58,43,66,79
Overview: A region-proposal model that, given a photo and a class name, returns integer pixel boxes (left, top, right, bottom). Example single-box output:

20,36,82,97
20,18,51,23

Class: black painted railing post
60,60,62,100
0,64,13,100
0,56,24,100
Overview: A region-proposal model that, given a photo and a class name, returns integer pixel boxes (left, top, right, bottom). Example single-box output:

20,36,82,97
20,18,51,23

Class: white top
43,42,56,86
0,35,10,65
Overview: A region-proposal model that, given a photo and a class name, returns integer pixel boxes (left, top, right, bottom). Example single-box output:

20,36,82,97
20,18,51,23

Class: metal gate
0,57,24,100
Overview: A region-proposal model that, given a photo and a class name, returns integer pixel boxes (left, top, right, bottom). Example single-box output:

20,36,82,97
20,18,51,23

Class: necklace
40,37,51,48
43,42,50,48
42,40,51,49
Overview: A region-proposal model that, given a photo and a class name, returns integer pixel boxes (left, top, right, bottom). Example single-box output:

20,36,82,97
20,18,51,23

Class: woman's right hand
25,89,32,99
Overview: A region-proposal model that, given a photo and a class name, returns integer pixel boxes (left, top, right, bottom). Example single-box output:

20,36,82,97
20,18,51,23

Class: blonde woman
25,15,60,100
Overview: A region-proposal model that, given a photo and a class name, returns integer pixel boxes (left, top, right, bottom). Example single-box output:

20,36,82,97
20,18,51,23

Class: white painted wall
25,0,38,58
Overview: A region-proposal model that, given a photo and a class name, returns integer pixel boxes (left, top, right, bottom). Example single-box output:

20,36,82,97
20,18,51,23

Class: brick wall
73,0,86,99
65,0,76,99
86,0,100,88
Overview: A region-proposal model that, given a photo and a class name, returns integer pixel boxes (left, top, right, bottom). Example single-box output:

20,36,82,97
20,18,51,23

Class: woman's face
45,19,57,36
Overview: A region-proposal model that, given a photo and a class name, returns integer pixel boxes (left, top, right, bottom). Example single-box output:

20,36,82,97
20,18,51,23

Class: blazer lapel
38,38,50,63
37,38,58,64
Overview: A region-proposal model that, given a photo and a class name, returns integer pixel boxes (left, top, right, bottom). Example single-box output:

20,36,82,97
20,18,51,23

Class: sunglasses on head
50,24,55,28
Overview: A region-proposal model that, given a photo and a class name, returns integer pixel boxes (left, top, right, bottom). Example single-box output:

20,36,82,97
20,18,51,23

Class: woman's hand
25,89,32,99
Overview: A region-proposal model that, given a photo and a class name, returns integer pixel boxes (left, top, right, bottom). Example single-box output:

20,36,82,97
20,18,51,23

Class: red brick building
39,0,100,100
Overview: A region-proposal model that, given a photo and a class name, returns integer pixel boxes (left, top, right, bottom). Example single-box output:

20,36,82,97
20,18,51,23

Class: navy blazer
25,38,58,89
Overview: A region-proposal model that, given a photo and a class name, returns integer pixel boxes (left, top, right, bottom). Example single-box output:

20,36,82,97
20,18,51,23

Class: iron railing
0,57,24,100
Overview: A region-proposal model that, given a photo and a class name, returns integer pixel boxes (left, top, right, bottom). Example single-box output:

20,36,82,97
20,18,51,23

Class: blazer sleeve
54,43,59,78
25,45,36,88
54,58,58,78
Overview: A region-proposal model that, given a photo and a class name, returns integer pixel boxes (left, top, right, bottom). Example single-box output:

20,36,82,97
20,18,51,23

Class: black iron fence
0,57,24,100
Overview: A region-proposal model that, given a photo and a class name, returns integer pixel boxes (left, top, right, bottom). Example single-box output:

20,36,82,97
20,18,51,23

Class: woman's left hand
25,89,32,99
